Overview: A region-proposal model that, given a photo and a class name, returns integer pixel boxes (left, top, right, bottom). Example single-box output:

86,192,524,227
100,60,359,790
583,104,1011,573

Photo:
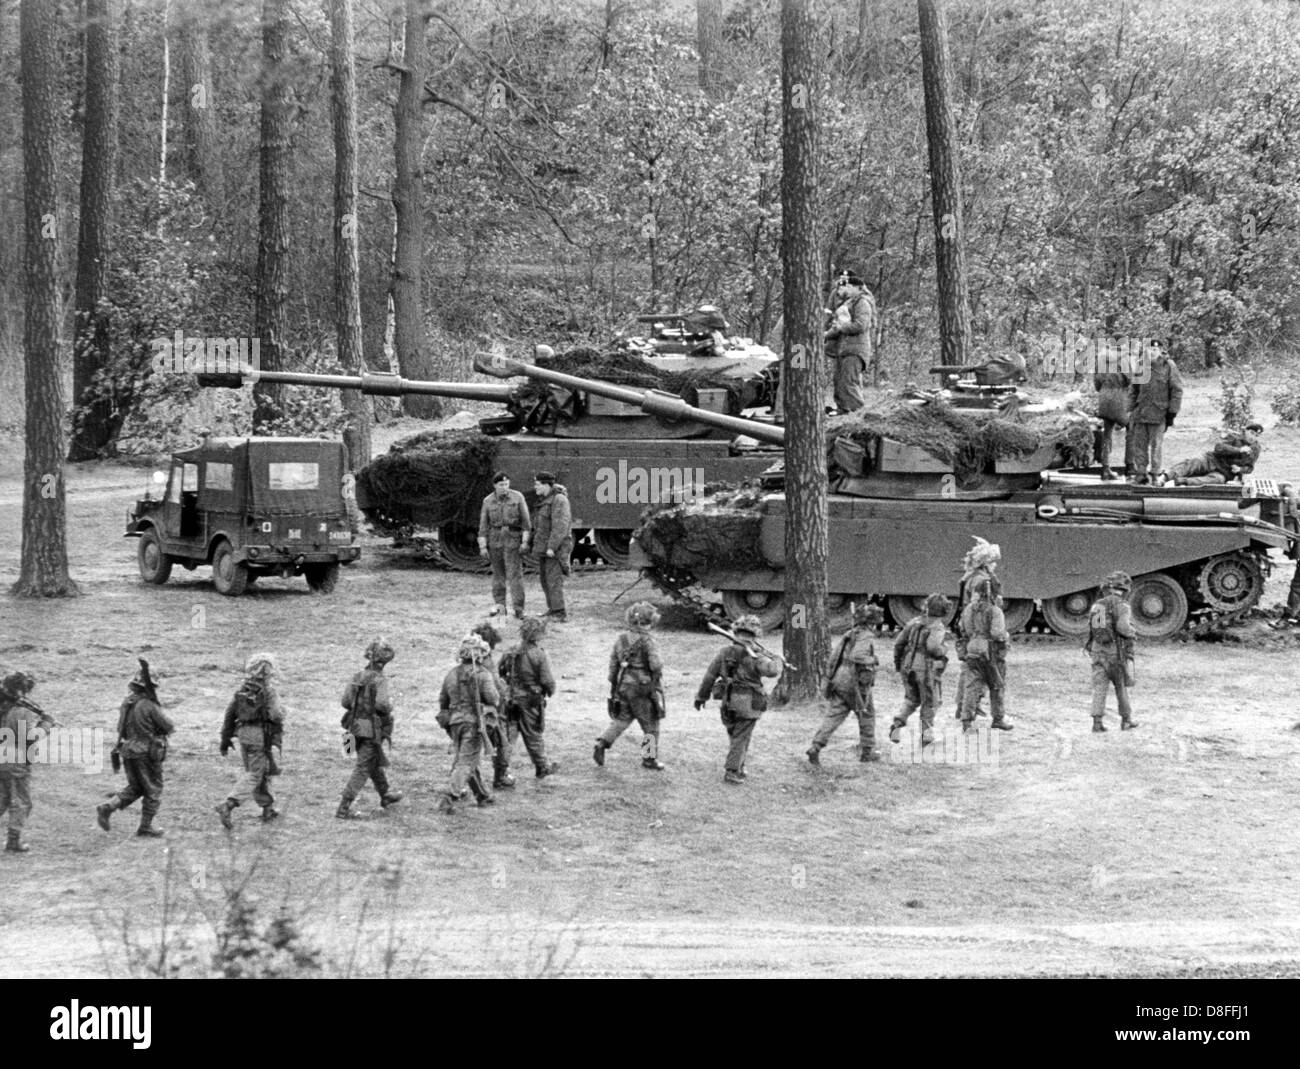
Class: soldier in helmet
595,602,667,771
498,616,559,779
953,537,1002,720
471,621,515,791
889,594,951,747
97,659,174,838
436,635,501,813
695,615,784,784
958,579,1013,732
807,603,884,766
0,671,52,854
336,638,403,819
1087,572,1138,732
215,652,285,829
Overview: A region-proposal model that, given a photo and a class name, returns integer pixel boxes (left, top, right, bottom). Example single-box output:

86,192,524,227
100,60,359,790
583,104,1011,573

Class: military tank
198,326,782,569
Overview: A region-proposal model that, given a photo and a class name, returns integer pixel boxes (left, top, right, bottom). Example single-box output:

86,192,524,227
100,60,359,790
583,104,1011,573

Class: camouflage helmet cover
1,671,35,697
519,615,548,643
245,652,277,678
365,637,396,666
924,593,952,618
459,634,491,663
626,602,660,629
1103,571,1132,593
471,621,502,650
852,603,885,626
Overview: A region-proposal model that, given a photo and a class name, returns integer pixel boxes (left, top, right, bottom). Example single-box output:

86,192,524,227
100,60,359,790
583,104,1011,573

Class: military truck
126,437,361,596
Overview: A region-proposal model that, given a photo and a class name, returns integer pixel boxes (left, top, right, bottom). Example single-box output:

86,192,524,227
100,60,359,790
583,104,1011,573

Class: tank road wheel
305,562,340,594
137,529,173,586
886,595,957,628
593,529,634,568
1194,552,1265,613
1129,572,1189,639
1040,589,1095,638
437,524,490,574
1000,598,1035,634
211,539,249,597
720,589,786,633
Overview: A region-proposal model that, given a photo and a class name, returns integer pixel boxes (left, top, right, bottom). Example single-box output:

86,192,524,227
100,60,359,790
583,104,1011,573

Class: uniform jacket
341,668,393,742
438,664,500,729
500,642,555,702
825,293,875,359
0,696,45,776
117,693,175,760
221,680,285,752
893,617,949,677
696,643,781,718
478,489,531,548
532,487,573,557
1093,372,1132,426
609,628,663,693
1128,356,1183,424
1087,594,1136,664
959,601,1009,659
827,626,878,699
1209,434,1260,477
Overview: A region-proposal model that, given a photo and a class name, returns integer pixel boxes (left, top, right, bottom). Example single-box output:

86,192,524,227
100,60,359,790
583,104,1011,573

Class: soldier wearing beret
478,472,531,619
531,471,572,623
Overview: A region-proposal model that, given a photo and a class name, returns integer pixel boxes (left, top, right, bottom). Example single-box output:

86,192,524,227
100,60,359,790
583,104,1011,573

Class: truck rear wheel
137,529,172,585
1129,572,1188,639
305,562,340,593
211,540,249,596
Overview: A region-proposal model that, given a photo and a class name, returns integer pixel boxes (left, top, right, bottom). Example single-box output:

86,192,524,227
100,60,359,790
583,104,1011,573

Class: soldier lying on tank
1162,423,1262,486
436,635,501,813
807,603,883,766
596,603,667,771
336,638,403,819
890,594,951,747
215,653,285,829
958,579,1013,732
695,615,784,784
498,616,559,779
98,659,174,838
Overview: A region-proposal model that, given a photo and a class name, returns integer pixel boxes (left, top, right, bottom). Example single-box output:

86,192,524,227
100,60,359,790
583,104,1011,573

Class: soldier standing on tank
478,473,531,619
499,616,559,779
215,652,285,829
97,659,174,838
958,579,1013,732
595,602,667,771
531,471,572,623
0,671,53,854
1128,341,1183,485
695,615,784,784
824,272,876,414
436,635,501,813
807,604,883,766
336,638,403,819
1087,572,1138,732
889,594,951,747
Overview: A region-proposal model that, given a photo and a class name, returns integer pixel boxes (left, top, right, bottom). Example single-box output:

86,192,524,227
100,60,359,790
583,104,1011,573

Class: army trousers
504,697,550,773
113,756,165,819
833,354,866,414
811,690,876,753
489,542,525,615
1091,660,1132,724
539,556,567,614
447,722,490,801
895,671,940,731
0,772,32,830
343,740,390,802
1287,560,1300,618
228,744,275,809
720,708,760,774
960,657,1006,724
1129,420,1166,477
598,697,661,760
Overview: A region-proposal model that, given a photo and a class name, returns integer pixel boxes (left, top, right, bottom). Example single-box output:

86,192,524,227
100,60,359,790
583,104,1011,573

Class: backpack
499,645,524,690
1086,597,1119,653
343,673,379,738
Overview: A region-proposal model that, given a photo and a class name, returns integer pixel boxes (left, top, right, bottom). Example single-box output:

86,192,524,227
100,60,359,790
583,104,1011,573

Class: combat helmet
1103,571,1132,594
365,637,396,667
459,634,490,664
626,602,660,630
1,671,35,698
129,658,157,699
519,616,547,643
852,603,885,627
924,593,952,618
732,614,764,637
245,652,277,678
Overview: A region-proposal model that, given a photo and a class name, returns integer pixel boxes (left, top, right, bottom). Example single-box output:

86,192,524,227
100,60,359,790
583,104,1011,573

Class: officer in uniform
498,616,559,779
336,638,403,818
215,652,285,829
890,594,951,747
695,615,784,784
477,472,531,618
97,659,174,837
824,271,876,413
531,471,572,622
436,635,501,813
1087,572,1138,732
0,671,52,854
595,602,667,770
958,579,1013,732
1127,341,1183,484
807,603,883,765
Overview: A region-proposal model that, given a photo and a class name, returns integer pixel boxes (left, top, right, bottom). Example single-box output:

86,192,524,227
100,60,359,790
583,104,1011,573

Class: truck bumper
238,545,361,565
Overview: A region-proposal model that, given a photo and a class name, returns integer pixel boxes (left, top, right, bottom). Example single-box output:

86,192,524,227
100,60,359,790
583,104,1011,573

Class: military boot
436,793,456,815
535,761,558,779
336,793,356,819
5,829,28,853
136,813,164,838
805,745,821,765
592,739,608,766
261,806,281,823
493,771,516,790
380,791,404,809
860,749,881,763
888,721,904,744
215,799,237,829
991,719,1014,731
1092,718,1107,733
469,774,494,807
641,757,665,771
96,801,115,832
1120,717,1139,731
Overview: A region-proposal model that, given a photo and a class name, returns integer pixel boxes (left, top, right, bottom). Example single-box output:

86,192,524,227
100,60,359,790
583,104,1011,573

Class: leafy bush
1218,370,1256,430
1271,377,1300,425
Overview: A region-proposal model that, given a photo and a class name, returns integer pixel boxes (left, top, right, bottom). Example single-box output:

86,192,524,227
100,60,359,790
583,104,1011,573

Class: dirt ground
1,376,1299,978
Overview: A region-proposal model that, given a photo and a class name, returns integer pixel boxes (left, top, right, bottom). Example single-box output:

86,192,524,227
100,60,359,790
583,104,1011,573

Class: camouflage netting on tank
827,398,1093,478
634,484,766,575
357,428,499,529
525,348,748,407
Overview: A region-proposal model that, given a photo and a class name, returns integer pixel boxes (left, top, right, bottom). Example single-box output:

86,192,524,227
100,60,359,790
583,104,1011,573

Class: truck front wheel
137,529,173,585
211,540,249,596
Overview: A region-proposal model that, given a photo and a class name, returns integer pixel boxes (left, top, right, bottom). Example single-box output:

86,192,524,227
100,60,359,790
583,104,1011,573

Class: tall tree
177,0,224,208
390,0,439,417
778,0,828,697
918,0,971,365
15,0,77,596
253,0,294,430
697,0,724,99
68,0,120,462
329,0,371,471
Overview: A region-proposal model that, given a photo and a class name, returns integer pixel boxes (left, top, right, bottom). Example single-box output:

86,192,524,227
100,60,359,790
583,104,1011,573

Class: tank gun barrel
195,368,516,403
473,352,786,446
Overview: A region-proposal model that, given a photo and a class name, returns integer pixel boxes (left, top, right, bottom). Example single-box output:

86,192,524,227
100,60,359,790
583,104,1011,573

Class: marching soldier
215,652,285,829
336,638,403,819
436,635,501,813
531,471,572,622
477,472,531,619
498,616,559,779
695,615,783,784
958,579,1013,732
953,537,1002,719
807,603,883,765
97,660,174,837
1087,572,1138,732
0,671,53,854
595,602,666,771
471,621,515,790
889,594,951,747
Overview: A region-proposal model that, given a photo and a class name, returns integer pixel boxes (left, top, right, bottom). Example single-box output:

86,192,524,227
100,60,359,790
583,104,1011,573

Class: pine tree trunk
177,6,224,207
253,0,294,431
918,0,971,366
15,0,78,597
777,0,829,698
391,0,440,418
68,0,120,462
697,0,724,99
329,0,371,472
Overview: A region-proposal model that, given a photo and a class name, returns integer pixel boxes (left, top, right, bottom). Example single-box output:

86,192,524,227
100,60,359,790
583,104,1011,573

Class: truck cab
126,437,360,595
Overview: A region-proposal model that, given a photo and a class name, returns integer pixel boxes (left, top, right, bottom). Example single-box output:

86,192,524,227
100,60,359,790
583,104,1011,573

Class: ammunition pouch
349,716,375,740
110,748,122,774
711,678,730,701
